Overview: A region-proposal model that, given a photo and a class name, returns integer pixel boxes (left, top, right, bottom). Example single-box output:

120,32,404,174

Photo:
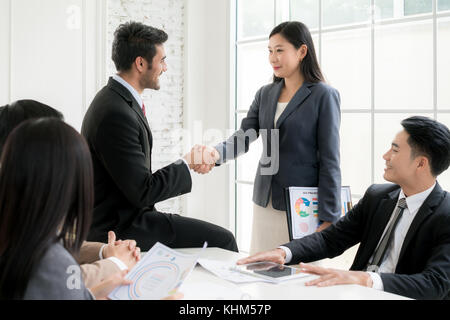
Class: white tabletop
175,247,410,300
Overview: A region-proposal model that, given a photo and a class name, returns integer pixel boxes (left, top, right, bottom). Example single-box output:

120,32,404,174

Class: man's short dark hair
112,21,168,72
401,116,450,177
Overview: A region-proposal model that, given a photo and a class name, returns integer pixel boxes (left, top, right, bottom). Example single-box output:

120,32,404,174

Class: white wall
184,0,234,231
1,0,103,131
0,0,11,106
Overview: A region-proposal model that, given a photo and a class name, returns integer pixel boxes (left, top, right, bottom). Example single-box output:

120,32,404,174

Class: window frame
232,0,450,252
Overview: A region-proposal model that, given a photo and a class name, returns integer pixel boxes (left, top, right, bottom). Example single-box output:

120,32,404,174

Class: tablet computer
230,261,309,283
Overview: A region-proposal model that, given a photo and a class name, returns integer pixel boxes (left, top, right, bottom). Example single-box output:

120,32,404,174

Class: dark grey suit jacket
215,80,341,222
284,183,450,300
23,243,93,300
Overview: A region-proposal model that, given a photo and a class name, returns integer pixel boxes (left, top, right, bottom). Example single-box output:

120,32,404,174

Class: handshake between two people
183,145,220,175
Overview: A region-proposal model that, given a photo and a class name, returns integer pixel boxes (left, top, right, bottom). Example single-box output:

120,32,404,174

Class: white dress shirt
111,74,191,174
274,102,289,128
280,182,436,291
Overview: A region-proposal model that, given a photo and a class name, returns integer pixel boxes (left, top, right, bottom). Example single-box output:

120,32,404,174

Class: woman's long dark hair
0,99,64,152
0,118,93,299
270,21,324,83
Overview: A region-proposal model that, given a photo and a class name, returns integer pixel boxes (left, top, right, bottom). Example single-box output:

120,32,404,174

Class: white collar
112,74,143,108
399,182,436,215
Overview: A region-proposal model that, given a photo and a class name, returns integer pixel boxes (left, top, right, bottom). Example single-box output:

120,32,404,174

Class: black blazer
284,183,450,300
215,80,341,222
81,78,191,241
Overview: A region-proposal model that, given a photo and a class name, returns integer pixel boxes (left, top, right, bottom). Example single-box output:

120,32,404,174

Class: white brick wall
107,0,185,214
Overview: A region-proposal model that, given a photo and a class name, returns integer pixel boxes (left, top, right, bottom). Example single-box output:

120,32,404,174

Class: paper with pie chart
286,186,352,240
108,242,206,300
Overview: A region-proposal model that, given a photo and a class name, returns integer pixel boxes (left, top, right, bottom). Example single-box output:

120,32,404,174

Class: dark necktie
142,103,146,117
366,198,407,273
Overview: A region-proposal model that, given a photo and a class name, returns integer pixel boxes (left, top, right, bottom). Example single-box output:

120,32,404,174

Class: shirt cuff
368,272,384,291
278,246,292,264
99,244,107,260
107,257,128,271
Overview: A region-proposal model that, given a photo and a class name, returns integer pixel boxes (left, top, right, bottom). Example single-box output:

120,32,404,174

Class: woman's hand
89,270,132,300
102,231,141,269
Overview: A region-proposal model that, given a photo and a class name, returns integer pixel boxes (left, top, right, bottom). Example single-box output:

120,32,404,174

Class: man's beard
140,76,160,91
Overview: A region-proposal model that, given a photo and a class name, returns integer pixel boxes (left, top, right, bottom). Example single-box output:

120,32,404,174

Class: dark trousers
117,210,238,252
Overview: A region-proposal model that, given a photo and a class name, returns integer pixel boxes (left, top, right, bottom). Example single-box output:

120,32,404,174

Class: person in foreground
0,118,133,299
0,100,141,288
238,116,450,300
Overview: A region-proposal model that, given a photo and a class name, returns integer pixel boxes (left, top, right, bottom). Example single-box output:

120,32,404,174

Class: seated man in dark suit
238,116,450,300
82,21,238,252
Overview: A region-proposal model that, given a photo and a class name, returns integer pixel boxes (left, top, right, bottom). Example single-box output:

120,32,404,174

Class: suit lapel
275,82,312,129
107,78,152,137
362,189,399,265
397,183,445,263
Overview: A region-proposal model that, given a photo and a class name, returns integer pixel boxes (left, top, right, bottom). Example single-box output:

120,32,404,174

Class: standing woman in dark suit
211,21,341,254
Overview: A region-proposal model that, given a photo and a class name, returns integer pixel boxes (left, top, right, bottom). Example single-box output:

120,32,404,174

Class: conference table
176,247,410,300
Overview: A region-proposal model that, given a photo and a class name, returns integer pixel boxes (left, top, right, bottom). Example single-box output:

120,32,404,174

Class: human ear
135,57,144,71
299,44,308,61
417,156,428,169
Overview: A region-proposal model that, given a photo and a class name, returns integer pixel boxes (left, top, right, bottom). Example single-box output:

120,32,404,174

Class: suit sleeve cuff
278,246,292,264
107,257,128,271
179,158,192,178
214,145,225,165
368,272,384,291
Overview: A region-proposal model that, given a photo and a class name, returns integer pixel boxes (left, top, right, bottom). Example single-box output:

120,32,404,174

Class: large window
233,0,450,252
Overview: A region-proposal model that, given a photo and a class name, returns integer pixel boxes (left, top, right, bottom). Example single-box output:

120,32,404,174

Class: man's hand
299,263,373,288
315,221,332,233
236,248,286,266
183,145,219,174
102,231,141,269
193,146,219,174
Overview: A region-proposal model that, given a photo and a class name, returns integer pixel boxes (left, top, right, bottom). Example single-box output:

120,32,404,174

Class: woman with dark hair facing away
0,100,63,151
209,21,342,253
0,118,130,299
0,100,141,289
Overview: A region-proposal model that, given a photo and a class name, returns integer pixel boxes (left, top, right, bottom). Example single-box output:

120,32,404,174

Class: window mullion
433,0,438,119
